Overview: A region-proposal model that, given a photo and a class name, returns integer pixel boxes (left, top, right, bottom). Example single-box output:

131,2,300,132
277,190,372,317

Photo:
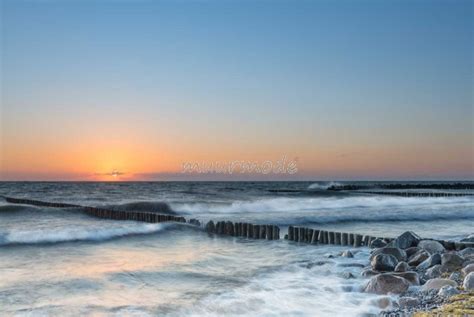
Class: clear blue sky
1,0,473,180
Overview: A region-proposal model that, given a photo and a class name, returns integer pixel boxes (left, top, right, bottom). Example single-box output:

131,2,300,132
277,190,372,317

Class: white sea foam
307,181,341,190
172,196,474,223
0,223,166,246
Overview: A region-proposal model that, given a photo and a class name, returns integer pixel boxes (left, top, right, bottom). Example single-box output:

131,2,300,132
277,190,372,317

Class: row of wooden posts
285,226,392,247
2,196,473,250
205,220,280,240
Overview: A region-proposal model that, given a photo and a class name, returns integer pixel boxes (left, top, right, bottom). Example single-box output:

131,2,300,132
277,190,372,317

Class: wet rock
361,269,379,277
416,253,442,270
459,247,474,258
369,238,387,249
418,240,445,255
463,272,474,290
372,296,393,309
398,297,420,309
390,231,421,249
395,261,409,272
405,247,421,258
364,273,410,295
421,278,457,291
342,272,355,279
408,250,430,266
371,247,407,262
371,254,399,272
462,263,474,276
437,285,460,297
460,234,474,243
441,253,465,271
341,250,354,258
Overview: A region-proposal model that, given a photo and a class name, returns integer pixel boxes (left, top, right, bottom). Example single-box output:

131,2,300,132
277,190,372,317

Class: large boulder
405,247,421,258
361,269,379,277
371,247,407,262
421,278,457,291
364,273,410,295
370,238,387,249
408,250,430,266
416,253,442,271
459,247,474,258
462,263,474,276
371,254,398,272
390,231,421,249
418,240,445,255
395,261,409,272
463,272,474,290
441,253,465,271
390,271,420,285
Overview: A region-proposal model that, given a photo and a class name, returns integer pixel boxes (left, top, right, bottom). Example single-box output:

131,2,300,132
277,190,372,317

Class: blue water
0,182,473,316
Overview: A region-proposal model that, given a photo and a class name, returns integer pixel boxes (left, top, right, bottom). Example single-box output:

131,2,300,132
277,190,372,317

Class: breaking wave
307,182,342,190
0,223,167,246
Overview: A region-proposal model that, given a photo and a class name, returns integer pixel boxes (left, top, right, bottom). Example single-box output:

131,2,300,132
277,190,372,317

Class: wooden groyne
285,226,392,247
1,196,187,224
205,220,280,240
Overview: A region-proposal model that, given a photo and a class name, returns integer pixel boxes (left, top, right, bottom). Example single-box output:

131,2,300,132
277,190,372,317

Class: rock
449,272,461,281
463,272,474,290
408,250,430,266
398,297,420,309
418,240,445,255
372,296,393,309
369,238,387,248
405,247,421,258
371,247,407,262
390,231,421,249
341,250,353,258
462,263,474,276
438,285,460,297
361,269,379,277
441,253,465,271
364,273,410,295
425,264,448,279
459,247,474,258
421,278,458,291
342,272,355,279
460,234,474,243
390,271,420,285
395,261,409,272
416,253,442,270
371,254,399,272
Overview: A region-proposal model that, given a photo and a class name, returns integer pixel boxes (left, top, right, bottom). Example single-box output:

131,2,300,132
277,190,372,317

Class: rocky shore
353,231,474,316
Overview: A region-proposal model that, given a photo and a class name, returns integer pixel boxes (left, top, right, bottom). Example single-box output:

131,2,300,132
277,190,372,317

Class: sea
0,181,473,316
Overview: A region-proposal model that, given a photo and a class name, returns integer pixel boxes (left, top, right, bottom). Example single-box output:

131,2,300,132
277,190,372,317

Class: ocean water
0,181,473,316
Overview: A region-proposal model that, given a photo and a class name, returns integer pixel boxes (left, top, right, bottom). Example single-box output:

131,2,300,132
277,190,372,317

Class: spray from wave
0,223,167,246
307,182,341,190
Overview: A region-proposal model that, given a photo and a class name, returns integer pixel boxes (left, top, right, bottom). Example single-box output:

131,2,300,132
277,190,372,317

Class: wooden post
273,226,280,240
349,233,355,245
341,233,348,245
288,226,294,241
354,234,362,247
311,230,319,244
335,232,342,245
328,231,335,244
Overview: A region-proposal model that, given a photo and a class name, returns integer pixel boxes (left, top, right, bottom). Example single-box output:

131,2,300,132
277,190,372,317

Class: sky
0,0,473,181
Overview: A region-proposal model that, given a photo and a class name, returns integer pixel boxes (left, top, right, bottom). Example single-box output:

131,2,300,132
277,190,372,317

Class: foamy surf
0,222,167,246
